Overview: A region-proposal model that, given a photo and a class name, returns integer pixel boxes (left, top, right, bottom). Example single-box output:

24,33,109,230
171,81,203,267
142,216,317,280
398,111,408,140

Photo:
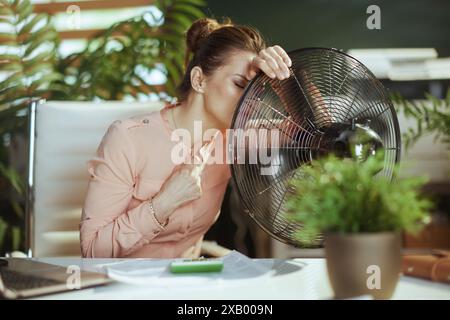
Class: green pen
170,257,224,274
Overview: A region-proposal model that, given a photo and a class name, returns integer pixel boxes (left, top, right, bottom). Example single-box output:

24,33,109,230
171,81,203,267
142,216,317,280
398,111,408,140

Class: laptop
0,257,112,299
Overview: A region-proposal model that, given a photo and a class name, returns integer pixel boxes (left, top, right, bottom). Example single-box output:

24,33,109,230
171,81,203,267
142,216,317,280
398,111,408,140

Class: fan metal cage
228,47,401,247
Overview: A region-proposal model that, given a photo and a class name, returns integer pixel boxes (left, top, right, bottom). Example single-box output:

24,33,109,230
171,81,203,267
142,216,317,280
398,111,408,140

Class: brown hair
177,17,266,101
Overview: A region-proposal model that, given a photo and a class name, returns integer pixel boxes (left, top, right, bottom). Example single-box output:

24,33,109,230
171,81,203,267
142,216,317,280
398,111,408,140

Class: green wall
207,0,450,54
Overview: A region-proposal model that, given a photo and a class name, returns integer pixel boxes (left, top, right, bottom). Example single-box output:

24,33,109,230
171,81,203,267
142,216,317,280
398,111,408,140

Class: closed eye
234,82,245,89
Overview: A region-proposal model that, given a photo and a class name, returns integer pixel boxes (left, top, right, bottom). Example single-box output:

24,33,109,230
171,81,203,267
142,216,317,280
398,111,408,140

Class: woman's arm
80,121,169,258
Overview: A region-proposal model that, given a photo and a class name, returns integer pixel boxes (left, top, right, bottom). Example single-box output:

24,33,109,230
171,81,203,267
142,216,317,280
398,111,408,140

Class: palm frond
0,0,61,110
55,0,206,100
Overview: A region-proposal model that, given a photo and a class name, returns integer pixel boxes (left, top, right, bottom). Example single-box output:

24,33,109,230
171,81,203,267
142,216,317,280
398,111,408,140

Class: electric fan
228,47,401,247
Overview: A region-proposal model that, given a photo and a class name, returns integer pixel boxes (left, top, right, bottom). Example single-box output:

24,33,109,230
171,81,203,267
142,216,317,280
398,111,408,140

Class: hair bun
186,18,231,54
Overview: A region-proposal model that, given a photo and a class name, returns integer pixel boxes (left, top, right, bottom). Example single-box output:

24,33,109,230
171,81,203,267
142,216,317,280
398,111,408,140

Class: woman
79,17,292,258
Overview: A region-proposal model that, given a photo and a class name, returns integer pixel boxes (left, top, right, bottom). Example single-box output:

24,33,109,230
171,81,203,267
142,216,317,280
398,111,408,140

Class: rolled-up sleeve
80,121,166,258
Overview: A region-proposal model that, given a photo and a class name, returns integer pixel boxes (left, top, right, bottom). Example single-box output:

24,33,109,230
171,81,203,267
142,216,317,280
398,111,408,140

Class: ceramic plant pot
324,232,402,299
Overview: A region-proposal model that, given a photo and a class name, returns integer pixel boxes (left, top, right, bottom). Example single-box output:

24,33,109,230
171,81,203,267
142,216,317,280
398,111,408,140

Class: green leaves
154,0,206,96
1,0,206,103
0,161,24,194
0,0,61,255
0,0,61,110
392,90,450,151
54,0,206,100
0,216,22,254
285,155,433,246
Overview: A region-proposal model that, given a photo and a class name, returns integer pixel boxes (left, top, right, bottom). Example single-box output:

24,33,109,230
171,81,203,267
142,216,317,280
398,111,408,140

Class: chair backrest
29,100,165,257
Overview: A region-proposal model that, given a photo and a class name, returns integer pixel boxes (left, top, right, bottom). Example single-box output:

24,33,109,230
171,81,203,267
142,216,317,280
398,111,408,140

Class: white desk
31,257,450,300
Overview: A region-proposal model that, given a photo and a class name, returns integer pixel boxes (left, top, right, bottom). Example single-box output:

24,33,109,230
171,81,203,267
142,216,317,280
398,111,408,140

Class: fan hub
327,121,384,162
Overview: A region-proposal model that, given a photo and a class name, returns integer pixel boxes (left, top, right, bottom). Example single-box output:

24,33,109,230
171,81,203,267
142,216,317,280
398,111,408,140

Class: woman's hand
151,137,216,223
251,45,292,80
152,161,202,221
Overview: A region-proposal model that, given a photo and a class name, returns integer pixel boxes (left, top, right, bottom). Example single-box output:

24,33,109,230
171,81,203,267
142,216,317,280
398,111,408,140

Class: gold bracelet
148,198,167,228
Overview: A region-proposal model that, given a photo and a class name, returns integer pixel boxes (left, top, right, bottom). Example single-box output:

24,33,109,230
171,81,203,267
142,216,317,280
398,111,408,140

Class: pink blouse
79,103,231,258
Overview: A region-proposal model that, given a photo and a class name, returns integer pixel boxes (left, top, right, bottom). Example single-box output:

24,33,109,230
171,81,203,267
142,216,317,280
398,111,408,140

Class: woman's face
202,50,258,129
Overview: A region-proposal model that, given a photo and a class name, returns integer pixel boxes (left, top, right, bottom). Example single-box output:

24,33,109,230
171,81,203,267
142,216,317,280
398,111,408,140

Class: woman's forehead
221,50,257,77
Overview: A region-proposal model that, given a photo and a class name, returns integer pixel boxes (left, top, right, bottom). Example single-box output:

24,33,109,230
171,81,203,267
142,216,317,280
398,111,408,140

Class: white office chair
26,100,164,257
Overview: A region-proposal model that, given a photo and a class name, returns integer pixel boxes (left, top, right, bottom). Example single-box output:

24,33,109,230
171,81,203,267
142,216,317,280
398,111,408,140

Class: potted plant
285,154,433,299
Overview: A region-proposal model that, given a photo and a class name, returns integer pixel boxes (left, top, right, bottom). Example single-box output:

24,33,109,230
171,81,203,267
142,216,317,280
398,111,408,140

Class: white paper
102,250,273,287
